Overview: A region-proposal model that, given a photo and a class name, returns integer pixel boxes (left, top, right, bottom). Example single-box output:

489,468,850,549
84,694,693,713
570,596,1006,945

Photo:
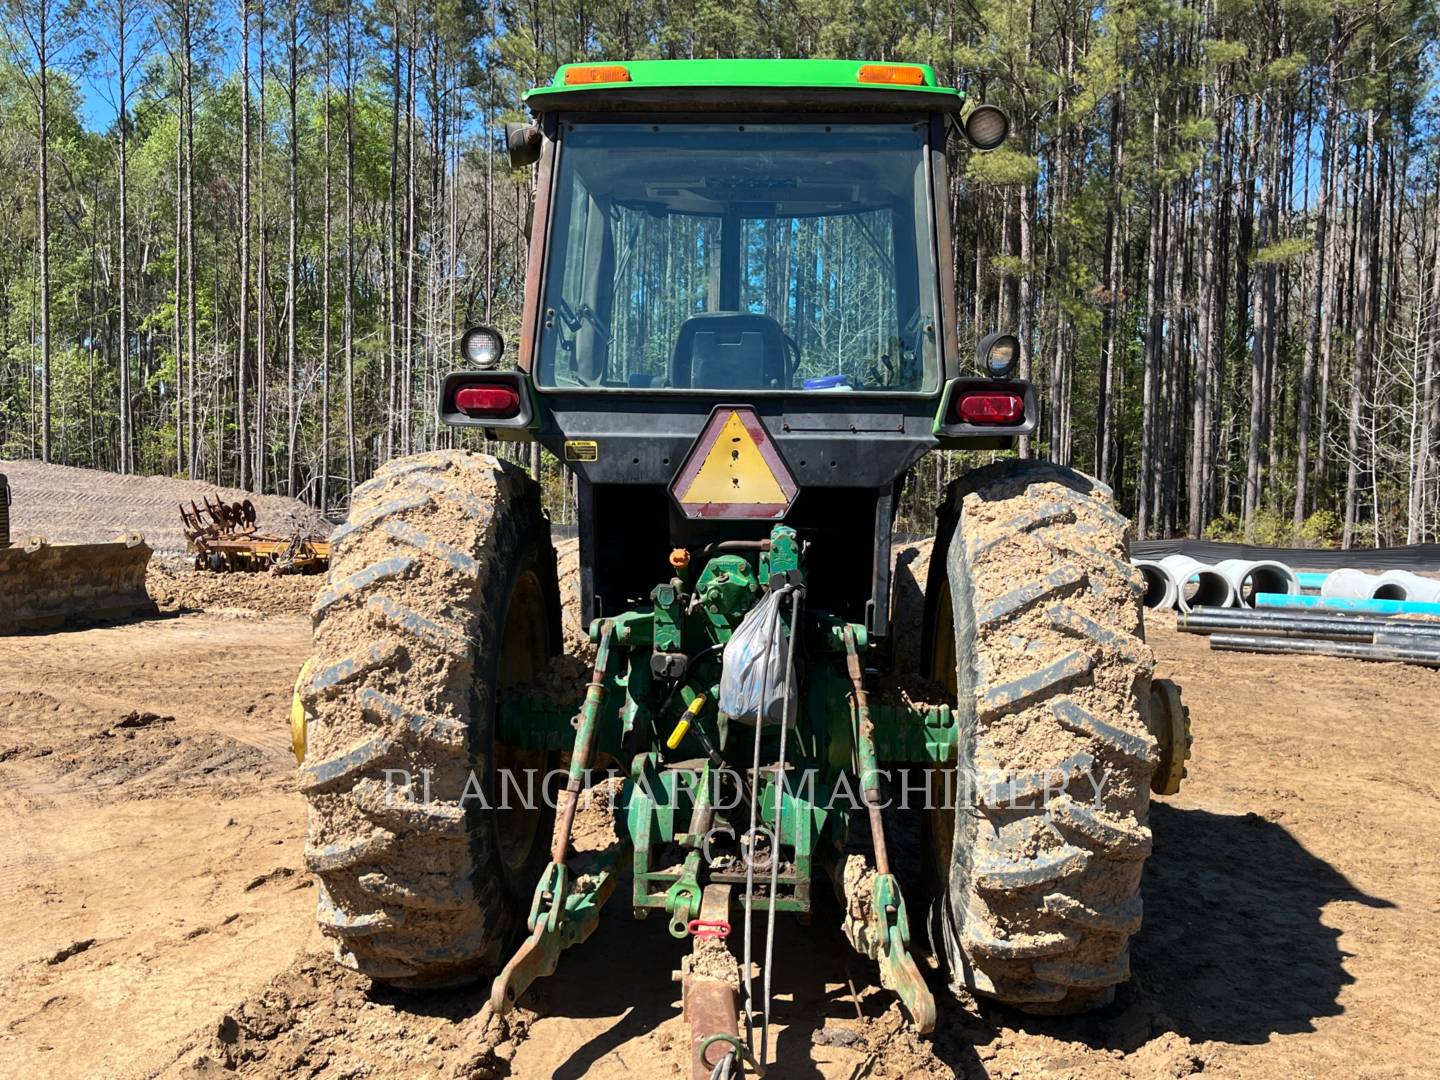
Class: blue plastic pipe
1256,592,1440,617
1296,572,1328,593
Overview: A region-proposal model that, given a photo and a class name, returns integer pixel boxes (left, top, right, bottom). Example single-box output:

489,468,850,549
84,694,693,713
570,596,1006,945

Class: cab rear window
536,122,940,394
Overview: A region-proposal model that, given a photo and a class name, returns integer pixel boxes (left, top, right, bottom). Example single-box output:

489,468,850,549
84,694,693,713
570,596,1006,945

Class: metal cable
758,585,802,1066
741,586,787,1056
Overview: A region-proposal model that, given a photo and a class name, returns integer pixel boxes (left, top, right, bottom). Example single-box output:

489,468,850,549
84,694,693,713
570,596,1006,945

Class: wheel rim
495,568,550,875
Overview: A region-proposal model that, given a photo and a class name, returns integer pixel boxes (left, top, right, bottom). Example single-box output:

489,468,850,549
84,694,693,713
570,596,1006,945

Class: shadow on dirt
7,607,182,635
1130,803,1392,1044
537,920,688,1080
534,902,875,1080
530,883,990,1079
365,804,1388,1078
958,802,1394,1060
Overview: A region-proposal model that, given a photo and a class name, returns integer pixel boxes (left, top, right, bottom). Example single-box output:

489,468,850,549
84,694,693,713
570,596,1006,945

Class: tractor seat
671,312,789,390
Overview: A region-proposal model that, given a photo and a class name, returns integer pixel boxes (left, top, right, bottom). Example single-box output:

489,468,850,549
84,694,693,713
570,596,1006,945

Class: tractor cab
442,59,1030,640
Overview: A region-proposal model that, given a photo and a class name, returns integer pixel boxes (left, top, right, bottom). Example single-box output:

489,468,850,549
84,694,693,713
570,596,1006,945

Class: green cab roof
524,58,964,113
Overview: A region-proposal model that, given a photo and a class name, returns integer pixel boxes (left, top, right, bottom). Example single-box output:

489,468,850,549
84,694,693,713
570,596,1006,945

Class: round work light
964,105,1011,151
460,326,505,369
976,331,1020,378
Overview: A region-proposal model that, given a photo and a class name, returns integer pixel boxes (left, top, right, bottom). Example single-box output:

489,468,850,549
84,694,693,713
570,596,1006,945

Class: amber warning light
857,64,926,85
564,65,632,85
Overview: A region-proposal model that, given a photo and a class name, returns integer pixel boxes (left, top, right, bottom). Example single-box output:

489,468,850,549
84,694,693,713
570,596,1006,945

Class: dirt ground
0,577,1437,1078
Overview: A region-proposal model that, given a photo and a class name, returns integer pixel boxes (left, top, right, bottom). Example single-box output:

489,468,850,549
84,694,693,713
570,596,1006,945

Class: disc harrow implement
181,495,329,574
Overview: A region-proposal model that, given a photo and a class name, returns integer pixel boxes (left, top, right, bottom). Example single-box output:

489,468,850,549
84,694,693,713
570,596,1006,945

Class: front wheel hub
1146,678,1192,795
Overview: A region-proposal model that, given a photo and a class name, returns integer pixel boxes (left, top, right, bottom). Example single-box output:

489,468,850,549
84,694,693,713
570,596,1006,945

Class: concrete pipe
1134,559,1179,610
1370,570,1440,604
1320,568,1381,601
1214,558,1301,608
1159,554,1237,612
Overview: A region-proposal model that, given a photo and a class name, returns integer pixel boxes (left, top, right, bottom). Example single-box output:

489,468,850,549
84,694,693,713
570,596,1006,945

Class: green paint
761,524,801,584
496,519,944,1008
526,58,962,106
695,553,760,638
870,699,958,763
650,581,683,652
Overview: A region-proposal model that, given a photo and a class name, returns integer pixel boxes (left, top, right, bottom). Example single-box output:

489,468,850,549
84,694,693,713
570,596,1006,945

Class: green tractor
294,59,1189,1076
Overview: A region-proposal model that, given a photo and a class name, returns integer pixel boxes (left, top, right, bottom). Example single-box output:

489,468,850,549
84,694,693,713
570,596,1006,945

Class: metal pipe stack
1177,605,1440,668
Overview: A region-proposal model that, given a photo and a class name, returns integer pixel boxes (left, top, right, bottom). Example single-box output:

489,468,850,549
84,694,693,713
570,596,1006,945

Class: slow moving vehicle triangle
672,408,796,519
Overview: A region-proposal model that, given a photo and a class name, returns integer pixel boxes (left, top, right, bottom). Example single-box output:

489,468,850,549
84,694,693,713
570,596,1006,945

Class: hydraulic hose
759,586,802,1067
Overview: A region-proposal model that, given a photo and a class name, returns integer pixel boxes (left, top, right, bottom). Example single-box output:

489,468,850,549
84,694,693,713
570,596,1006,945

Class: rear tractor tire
923,460,1158,1013
297,450,561,989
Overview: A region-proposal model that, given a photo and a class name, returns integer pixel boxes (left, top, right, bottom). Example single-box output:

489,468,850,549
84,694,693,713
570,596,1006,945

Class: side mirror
505,122,542,168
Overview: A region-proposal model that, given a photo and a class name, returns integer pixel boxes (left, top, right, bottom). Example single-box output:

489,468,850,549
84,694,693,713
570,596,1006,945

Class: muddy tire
922,460,1157,1013
298,450,561,989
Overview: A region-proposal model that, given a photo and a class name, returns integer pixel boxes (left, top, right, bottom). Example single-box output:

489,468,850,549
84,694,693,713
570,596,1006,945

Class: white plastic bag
719,590,797,726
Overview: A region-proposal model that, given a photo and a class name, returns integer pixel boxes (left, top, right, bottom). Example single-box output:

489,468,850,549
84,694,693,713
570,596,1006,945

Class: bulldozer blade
0,538,156,634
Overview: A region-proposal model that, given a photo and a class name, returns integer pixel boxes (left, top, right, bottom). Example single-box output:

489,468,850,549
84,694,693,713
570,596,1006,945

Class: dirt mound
569,774,624,854
555,536,590,659
60,722,276,795
1,458,332,555
850,1002,952,1078
163,954,537,1079
148,565,322,617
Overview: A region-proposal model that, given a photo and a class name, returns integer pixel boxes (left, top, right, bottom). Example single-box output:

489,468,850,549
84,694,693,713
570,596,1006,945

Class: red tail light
956,391,1025,425
456,384,522,418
